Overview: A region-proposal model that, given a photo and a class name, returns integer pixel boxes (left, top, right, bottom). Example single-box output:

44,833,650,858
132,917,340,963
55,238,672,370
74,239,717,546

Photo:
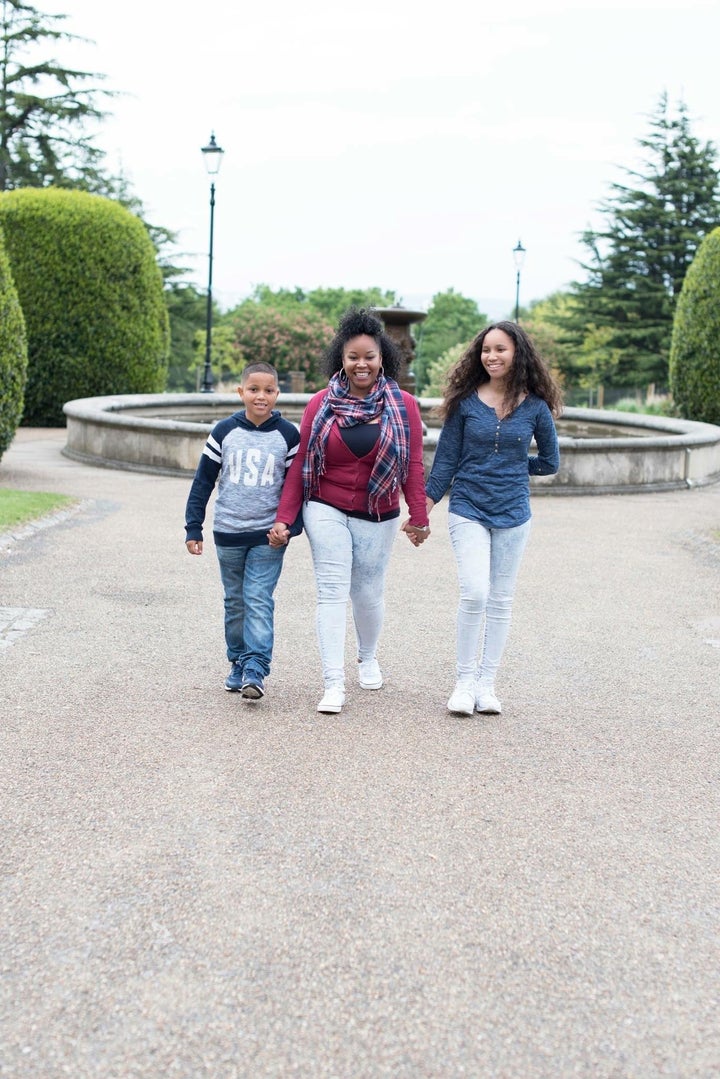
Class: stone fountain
62,393,720,495
371,306,427,393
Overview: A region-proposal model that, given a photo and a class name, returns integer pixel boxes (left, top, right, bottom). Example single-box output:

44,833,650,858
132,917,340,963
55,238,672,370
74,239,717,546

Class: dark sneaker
224,662,244,692
241,679,265,700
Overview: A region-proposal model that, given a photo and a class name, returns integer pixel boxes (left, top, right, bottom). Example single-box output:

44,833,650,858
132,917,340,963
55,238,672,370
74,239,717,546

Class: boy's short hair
240,362,279,385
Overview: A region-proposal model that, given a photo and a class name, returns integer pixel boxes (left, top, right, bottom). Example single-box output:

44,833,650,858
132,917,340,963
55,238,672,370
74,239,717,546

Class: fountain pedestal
372,306,427,394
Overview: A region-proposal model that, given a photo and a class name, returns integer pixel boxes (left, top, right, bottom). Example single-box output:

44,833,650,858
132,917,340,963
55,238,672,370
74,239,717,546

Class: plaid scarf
303,372,410,516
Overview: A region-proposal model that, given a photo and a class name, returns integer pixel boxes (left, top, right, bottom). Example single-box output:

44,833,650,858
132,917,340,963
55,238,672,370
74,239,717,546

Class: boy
185,362,301,699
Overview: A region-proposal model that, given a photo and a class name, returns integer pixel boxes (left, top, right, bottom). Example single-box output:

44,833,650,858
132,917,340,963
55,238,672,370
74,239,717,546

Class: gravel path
1,428,719,1078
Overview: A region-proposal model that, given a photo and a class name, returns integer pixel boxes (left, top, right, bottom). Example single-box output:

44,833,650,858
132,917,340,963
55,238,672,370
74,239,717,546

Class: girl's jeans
448,512,531,688
215,542,286,680
303,500,400,689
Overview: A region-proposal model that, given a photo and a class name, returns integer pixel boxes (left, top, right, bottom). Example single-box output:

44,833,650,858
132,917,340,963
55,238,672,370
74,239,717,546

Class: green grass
0,488,76,531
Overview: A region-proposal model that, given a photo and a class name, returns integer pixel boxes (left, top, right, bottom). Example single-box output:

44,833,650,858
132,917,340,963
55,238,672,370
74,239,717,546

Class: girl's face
341,334,382,397
481,328,515,382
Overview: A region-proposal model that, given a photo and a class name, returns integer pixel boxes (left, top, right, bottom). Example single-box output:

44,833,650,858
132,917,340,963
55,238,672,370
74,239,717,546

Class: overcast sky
50,0,720,318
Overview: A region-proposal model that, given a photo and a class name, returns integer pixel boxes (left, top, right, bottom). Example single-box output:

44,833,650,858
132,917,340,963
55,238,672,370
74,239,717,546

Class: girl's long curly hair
439,320,563,420
322,307,402,381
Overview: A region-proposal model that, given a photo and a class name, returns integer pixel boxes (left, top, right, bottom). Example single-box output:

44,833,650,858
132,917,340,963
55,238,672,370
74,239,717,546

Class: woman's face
481,328,515,382
341,334,382,397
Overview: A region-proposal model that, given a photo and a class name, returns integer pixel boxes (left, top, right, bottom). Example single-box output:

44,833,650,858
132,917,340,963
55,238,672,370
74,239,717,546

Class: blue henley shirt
425,393,560,529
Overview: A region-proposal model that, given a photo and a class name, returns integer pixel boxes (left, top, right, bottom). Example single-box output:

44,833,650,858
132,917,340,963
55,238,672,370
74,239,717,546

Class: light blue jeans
215,543,286,680
303,500,400,688
448,512,531,688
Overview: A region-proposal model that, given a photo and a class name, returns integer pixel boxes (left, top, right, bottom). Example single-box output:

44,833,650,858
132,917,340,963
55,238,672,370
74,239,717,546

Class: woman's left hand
401,519,430,547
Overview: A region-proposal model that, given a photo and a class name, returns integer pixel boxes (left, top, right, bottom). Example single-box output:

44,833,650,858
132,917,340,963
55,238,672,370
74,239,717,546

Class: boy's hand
268,522,290,547
186,539,203,555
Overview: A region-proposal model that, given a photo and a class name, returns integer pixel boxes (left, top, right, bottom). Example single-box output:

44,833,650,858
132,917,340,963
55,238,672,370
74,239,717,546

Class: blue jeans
215,542,286,679
448,513,531,687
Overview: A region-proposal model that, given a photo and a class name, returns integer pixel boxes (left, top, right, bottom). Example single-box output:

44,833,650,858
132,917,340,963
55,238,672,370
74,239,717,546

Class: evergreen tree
568,94,720,389
0,0,116,191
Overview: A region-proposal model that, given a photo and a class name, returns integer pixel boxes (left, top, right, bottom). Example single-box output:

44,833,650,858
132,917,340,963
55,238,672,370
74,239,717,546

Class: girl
421,321,562,716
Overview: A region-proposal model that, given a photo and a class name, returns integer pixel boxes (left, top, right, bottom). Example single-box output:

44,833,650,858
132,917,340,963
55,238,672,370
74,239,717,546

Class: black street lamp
200,133,225,392
513,239,526,323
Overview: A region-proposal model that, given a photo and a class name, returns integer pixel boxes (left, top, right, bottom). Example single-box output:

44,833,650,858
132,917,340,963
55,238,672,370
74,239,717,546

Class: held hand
401,519,430,547
268,522,290,547
186,539,203,556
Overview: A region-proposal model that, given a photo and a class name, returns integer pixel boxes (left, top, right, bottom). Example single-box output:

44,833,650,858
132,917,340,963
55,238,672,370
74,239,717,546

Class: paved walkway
1,427,719,1079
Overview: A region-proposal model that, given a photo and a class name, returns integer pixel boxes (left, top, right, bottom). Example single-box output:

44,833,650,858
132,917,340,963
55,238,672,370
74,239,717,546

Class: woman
270,308,429,714
423,321,562,717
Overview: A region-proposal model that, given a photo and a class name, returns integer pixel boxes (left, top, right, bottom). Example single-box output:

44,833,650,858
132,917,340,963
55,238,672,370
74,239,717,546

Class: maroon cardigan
275,387,429,527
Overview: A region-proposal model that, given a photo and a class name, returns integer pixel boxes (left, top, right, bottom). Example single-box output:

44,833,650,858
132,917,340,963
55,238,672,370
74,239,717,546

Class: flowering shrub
224,303,334,390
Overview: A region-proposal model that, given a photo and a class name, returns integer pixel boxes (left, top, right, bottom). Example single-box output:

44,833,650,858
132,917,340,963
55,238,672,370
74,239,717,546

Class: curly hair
439,320,563,420
322,307,402,381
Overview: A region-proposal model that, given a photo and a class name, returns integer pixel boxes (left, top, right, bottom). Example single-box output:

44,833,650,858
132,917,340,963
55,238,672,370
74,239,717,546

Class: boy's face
238,372,280,425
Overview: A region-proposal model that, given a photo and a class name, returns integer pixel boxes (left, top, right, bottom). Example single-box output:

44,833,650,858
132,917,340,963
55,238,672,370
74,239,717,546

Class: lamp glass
201,133,224,176
513,240,526,270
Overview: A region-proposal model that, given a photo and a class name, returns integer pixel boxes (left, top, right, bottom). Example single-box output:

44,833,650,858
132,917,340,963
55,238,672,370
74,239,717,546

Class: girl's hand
186,539,203,556
401,520,430,547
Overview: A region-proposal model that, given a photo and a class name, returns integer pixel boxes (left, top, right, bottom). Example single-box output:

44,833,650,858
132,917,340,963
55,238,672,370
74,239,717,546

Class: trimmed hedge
0,188,169,427
669,226,720,425
0,230,27,460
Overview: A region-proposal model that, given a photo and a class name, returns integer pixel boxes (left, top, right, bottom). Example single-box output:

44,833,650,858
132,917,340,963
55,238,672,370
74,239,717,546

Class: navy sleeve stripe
285,443,299,470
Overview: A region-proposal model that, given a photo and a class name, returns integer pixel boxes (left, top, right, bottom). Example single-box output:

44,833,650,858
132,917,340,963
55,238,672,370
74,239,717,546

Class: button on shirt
425,393,560,529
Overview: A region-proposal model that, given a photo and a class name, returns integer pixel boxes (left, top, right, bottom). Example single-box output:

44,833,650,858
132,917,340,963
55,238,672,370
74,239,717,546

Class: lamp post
513,239,526,323
200,133,225,392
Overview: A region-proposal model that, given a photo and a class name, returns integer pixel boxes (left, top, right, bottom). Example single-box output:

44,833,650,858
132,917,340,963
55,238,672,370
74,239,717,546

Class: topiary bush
0,188,169,426
0,229,27,461
669,226,720,425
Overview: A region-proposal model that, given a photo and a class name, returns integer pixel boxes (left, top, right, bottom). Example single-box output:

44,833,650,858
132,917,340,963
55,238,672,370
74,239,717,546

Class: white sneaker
475,686,502,714
317,686,345,714
358,658,383,690
447,684,475,716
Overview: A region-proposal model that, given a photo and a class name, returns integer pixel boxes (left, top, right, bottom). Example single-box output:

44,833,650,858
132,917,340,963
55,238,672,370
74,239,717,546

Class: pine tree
0,0,114,191
567,94,720,389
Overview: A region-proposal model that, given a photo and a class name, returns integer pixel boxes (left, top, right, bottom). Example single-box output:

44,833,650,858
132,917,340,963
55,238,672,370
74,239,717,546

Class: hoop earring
338,368,349,386
379,365,385,378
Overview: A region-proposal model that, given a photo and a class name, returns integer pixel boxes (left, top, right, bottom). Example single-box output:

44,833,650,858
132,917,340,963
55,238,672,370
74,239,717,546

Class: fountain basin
63,393,720,494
